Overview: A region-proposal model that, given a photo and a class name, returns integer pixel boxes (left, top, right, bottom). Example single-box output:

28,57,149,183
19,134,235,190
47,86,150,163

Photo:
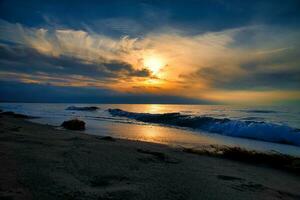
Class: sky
0,0,300,104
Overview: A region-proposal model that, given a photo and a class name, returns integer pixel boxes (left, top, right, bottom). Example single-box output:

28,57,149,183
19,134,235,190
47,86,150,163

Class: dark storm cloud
193,65,300,90
0,80,208,104
0,44,151,80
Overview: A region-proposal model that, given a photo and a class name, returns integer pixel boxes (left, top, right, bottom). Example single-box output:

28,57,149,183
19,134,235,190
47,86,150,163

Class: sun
144,56,164,74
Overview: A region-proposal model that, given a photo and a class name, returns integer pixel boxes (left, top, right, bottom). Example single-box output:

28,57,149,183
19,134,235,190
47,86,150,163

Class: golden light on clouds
1,18,299,104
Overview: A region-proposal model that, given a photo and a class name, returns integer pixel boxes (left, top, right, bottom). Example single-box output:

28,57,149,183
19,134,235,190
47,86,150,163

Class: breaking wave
108,109,300,146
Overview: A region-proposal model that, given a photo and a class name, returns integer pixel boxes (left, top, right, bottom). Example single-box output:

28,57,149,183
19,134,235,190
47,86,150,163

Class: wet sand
1,113,300,200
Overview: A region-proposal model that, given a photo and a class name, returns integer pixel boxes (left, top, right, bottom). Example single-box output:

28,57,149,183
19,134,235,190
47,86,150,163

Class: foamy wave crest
108,109,300,146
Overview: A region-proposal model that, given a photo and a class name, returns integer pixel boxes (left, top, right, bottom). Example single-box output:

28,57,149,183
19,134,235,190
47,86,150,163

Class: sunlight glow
144,56,164,74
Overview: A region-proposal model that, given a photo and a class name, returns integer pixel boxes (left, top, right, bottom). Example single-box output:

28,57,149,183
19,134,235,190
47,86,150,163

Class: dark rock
61,119,85,130
1,111,31,118
66,106,99,111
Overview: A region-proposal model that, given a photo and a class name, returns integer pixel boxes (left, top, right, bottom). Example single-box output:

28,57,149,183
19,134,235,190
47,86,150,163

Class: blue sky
1,0,299,35
0,0,299,104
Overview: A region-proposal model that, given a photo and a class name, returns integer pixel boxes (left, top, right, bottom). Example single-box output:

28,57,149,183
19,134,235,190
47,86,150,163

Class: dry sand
1,114,300,200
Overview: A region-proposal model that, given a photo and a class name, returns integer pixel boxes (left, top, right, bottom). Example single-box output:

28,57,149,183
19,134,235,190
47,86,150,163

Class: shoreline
2,103,300,156
1,112,300,199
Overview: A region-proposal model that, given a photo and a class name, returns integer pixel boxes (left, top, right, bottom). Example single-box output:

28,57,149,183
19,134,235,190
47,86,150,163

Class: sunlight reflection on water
1,103,300,156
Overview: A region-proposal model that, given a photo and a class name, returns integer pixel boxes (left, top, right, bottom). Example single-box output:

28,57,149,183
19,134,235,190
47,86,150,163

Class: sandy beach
1,113,300,200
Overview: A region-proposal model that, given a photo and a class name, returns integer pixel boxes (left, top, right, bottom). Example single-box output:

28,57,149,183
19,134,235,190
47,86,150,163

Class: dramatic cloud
0,80,208,104
0,44,151,79
0,12,300,104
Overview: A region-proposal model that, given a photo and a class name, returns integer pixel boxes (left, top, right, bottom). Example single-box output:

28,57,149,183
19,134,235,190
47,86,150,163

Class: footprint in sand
9,127,21,132
217,175,267,193
90,175,136,200
217,175,244,181
90,175,130,187
97,136,116,142
136,148,180,164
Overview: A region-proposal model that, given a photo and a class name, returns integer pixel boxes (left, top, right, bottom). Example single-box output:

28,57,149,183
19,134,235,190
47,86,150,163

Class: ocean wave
108,109,300,146
241,117,265,121
241,109,278,114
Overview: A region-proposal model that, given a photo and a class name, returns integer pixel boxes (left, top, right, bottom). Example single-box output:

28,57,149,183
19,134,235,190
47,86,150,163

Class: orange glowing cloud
0,19,300,104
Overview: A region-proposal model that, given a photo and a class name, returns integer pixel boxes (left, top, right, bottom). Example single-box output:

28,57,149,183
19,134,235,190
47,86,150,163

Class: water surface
1,103,300,156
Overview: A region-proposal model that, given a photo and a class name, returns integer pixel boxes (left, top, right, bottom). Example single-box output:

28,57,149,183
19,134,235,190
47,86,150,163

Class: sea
1,103,300,156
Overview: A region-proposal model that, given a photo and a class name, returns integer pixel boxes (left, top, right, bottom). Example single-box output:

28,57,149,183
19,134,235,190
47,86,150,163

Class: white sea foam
108,108,300,146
